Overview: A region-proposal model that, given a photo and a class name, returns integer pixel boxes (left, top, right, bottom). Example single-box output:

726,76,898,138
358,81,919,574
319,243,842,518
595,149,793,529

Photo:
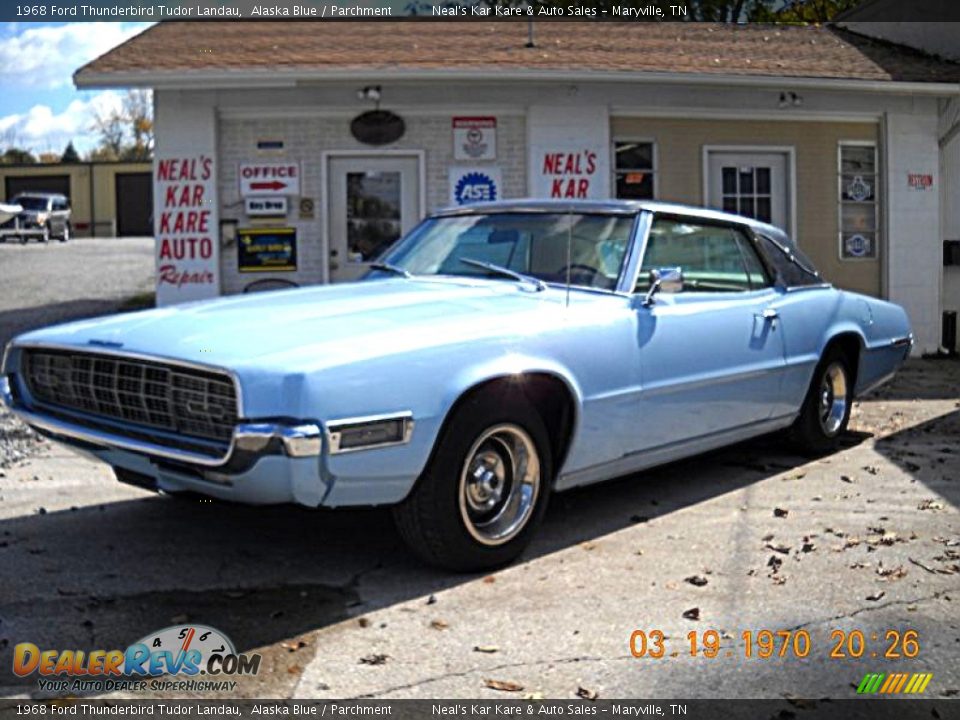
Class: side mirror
642,267,683,307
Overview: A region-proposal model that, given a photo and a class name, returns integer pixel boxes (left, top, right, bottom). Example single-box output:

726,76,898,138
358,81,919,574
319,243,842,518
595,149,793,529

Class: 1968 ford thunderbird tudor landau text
2,201,913,569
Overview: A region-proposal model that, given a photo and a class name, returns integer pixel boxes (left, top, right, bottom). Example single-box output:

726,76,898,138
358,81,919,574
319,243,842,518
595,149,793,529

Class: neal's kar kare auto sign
154,154,220,305
533,146,603,199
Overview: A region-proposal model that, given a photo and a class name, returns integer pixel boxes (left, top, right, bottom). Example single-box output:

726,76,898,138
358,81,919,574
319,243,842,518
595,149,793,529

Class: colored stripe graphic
857,672,932,694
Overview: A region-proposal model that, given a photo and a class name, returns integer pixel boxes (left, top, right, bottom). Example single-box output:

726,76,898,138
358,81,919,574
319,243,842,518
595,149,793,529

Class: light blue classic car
2,201,912,569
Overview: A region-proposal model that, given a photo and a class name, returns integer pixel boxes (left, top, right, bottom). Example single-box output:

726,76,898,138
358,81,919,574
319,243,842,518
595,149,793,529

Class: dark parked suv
1,193,72,243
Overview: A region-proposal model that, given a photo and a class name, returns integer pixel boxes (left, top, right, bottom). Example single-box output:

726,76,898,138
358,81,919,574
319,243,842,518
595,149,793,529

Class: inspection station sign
453,117,497,161
239,162,301,196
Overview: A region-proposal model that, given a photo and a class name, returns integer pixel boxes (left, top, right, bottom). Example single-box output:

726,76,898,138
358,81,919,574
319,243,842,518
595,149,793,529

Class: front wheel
392,392,552,571
791,348,853,455
59,223,70,242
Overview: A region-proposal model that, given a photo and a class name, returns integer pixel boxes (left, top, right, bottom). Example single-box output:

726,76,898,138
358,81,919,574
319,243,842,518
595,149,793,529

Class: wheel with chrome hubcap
792,347,853,456
393,392,552,570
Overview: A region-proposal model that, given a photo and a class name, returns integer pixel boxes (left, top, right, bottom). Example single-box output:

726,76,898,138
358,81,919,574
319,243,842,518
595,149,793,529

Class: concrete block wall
217,113,527,295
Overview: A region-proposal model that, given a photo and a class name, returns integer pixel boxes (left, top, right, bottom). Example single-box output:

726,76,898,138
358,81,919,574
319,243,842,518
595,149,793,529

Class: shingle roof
75,21,960,86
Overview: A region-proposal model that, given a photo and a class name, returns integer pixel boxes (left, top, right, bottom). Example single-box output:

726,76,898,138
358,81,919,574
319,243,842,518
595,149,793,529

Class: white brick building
75,21,960,355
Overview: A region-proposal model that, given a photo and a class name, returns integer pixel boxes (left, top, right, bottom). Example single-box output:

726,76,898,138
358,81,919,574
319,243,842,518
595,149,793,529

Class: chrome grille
22,349,238,445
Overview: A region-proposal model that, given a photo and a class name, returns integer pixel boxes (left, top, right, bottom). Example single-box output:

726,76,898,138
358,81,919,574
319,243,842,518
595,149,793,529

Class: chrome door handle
757,308,779,321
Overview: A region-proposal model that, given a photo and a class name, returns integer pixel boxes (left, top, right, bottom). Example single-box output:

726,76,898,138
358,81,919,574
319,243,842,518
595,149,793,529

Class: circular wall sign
350,110,405,146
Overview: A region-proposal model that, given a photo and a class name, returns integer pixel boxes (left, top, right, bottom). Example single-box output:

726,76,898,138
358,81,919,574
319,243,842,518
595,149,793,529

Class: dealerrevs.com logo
13,625,261,693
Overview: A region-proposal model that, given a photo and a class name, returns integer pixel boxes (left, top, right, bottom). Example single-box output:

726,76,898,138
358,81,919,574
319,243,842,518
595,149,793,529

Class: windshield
377,212,635,292
13,196,48,211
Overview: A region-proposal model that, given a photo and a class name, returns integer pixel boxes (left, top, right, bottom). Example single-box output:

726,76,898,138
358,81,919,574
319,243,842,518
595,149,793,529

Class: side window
636,218,770,293
756,233,821,287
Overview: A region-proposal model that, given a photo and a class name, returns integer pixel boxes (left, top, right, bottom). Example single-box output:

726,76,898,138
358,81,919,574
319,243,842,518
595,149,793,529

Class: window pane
840,174,876,202
614,142,653,170
640,219,753,292
739,197,755,218
841,232,877,259
615,171,654,200
739,169,754,194
347,171,402,261
756,197,772,223
722,167,736,194
722,196,737,214
841,203,876,232
841,145,876,175
756,168,771,195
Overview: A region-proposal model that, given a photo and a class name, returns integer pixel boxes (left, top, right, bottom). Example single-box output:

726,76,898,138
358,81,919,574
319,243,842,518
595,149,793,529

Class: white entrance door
327,156,421,282
707,151,790,232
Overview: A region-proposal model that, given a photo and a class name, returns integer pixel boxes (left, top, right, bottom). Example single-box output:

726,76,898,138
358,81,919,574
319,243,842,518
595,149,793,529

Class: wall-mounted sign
238,227,298,273
245,197,288,217
299,197,315,220
154,153,219,305
450,167,502,205
239,162,300,196
350,110,405,146
907,173,934,191
453,117,496,161
531,146,604,200
842,233,876,259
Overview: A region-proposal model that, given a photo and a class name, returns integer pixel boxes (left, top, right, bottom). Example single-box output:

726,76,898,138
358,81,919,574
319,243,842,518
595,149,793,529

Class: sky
0,21,153,157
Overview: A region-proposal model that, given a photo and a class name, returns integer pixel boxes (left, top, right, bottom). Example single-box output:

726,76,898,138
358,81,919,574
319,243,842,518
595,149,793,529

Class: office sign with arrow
239,161,301,197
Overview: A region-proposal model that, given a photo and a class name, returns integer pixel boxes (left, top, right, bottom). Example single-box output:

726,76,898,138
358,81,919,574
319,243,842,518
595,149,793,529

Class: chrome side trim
8,340,245,416
326,411,415,455
890,334,914,348
9,400,321,467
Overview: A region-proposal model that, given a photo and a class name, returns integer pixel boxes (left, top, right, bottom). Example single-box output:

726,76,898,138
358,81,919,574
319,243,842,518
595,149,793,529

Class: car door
631,215,787,453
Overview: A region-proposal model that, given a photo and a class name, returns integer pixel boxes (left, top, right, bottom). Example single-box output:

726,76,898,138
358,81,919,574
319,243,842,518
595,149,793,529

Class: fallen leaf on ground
774,508,789,518
766,543,791,554
682,607,701,621
485,679,524,692
430,619,449,630
866,591,886,602
918,499,945,511
482,575,497,584
280,639,308,652
840,475,855,483
473,645,499,654
357,618,370,628
685,575,708,587
359,654,389,666
576,687,599,701
287,665,302,675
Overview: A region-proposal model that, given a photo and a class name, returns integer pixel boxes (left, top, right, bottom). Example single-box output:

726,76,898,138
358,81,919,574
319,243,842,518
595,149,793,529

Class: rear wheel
791,347,853,455
392,391,552,571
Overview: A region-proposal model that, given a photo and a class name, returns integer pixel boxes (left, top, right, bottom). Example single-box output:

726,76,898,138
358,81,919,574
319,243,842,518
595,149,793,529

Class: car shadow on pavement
0,429,872,695
872,407,960,512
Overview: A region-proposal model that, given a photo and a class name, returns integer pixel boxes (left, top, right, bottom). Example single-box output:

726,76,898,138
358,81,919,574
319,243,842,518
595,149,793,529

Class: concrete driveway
1,359,957,700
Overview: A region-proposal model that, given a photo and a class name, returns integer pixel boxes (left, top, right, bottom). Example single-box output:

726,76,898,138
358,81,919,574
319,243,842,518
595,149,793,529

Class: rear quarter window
756,233,822,287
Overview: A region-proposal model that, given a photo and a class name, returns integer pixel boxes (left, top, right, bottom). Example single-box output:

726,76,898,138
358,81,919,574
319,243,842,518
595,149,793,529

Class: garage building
73,21,960,354
0,161,153,237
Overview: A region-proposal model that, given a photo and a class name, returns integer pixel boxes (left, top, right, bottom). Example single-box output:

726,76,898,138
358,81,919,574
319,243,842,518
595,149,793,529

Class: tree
0,147,36,165
61,141,81,163
91,89,154,161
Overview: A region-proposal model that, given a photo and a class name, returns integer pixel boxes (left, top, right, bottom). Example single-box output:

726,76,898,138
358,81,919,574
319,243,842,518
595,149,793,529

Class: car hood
13,278,581,374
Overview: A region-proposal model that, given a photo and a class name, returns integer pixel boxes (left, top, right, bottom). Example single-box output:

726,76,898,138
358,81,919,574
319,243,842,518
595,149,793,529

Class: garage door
5,175,70,200
115,172,153,236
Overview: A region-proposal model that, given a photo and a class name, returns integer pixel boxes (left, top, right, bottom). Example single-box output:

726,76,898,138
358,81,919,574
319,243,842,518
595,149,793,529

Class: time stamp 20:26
629,629,920,660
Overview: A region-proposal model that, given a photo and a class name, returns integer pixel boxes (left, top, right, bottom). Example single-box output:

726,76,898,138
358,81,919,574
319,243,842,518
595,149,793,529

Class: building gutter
73,67,960,96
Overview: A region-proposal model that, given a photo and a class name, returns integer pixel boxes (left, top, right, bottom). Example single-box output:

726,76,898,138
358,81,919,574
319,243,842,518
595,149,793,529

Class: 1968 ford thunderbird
2,200,912,569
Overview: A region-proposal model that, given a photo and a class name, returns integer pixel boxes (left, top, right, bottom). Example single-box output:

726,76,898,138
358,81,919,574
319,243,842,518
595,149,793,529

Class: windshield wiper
459,258,547,292
369,262,412,278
